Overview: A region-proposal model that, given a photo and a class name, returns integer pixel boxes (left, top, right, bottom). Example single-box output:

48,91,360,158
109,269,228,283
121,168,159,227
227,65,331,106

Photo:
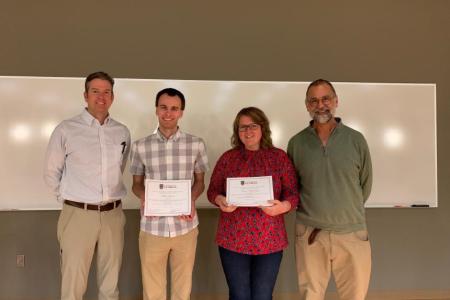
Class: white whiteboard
0,76,437,209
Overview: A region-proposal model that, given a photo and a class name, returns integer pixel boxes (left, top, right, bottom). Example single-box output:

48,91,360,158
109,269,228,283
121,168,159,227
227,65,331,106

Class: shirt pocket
353,229,369,242
296,223,310,239
108,145,124,165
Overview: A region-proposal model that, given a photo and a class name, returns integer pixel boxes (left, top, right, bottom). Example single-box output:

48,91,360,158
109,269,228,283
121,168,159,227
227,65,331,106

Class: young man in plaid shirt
130,88,209,300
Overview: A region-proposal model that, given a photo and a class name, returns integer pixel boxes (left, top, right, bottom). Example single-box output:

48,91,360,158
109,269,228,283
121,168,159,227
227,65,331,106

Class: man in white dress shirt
44,71,131,300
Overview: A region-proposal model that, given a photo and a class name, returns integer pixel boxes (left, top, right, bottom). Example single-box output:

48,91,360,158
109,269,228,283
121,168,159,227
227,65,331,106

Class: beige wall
1,1,450,299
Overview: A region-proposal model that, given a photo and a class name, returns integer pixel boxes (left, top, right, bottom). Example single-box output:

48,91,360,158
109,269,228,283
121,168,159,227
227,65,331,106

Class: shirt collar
238,145,267,160
308,117,342,132
156,127,182,142
80,108,111,126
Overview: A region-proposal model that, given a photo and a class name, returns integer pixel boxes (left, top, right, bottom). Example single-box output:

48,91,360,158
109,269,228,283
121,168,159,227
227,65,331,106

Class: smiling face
238,115,262,151
155,93,184,132
306,83,338,124
84,78,114,121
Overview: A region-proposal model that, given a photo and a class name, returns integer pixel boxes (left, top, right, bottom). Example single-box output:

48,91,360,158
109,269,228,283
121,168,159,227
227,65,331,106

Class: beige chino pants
139,228,199,300
57,203,126,300
295,224,371,300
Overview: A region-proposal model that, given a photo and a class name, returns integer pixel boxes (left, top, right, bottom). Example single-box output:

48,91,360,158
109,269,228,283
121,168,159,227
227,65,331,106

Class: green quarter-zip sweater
287,118,372,233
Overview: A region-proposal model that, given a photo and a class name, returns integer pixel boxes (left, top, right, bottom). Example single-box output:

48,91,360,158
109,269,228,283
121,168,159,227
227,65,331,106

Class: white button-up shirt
44,109,131,204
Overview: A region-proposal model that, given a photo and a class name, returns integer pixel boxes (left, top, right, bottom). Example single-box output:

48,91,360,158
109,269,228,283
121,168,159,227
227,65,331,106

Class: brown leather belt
64,200,121,212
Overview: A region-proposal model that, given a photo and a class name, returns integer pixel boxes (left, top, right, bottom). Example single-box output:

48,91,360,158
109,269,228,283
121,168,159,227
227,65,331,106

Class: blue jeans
218,246,283,300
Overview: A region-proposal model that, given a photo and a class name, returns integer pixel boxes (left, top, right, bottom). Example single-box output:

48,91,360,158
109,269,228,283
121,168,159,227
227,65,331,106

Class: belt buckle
99,201,108,212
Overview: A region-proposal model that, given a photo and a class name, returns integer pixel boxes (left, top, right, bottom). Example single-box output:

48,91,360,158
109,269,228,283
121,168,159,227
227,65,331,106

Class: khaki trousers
57,203,126,300
139,228,199,300
295,224,371,300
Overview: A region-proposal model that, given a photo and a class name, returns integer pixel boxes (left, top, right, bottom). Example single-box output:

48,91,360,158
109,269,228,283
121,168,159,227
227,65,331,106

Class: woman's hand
215,195,238,213
261,199,291,216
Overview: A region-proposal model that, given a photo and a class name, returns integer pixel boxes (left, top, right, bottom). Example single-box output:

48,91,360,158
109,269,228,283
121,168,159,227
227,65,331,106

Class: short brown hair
85,71,114,93
231,107,273,149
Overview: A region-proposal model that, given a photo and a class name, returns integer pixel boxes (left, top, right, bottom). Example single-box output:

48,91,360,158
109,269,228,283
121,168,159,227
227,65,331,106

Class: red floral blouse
207,146,299,255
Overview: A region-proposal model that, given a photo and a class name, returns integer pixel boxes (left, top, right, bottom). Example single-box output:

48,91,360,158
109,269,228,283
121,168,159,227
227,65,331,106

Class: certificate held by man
226,176,274,207
144,179,191,216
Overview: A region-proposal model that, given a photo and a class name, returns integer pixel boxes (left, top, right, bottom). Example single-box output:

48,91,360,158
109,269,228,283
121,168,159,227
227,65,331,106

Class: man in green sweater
287,79,373,300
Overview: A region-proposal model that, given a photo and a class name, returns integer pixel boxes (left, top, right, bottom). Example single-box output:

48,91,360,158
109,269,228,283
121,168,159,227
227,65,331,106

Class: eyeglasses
307,94,335,107
238,123,260,132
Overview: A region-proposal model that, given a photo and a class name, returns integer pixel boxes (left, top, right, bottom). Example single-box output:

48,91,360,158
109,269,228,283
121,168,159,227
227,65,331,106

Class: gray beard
310,111,333,124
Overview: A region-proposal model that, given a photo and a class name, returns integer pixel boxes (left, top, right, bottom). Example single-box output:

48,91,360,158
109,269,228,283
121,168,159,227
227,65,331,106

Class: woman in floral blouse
207,106,299,300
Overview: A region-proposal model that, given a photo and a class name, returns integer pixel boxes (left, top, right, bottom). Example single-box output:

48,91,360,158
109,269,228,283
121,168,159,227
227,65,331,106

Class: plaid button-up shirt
130,129,209,237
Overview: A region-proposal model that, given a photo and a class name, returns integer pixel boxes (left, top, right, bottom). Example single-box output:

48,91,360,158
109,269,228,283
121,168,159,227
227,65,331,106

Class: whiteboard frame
0,76,437,210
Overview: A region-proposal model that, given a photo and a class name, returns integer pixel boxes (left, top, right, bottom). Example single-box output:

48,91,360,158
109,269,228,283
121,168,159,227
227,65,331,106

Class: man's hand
141,198,160,220
178,200,196,221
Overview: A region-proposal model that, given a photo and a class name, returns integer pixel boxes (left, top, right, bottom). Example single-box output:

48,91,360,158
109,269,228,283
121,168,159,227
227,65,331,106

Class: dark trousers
218,246,283,300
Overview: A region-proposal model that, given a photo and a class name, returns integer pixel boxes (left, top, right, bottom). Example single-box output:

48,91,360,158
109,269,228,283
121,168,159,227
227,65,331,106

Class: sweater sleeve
279,150,299,211
359,136,373,203
207,151,228,206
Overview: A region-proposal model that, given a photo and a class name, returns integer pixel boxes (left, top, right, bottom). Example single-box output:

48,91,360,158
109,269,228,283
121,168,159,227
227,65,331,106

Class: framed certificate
226,176,274,207
144,179,191,216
